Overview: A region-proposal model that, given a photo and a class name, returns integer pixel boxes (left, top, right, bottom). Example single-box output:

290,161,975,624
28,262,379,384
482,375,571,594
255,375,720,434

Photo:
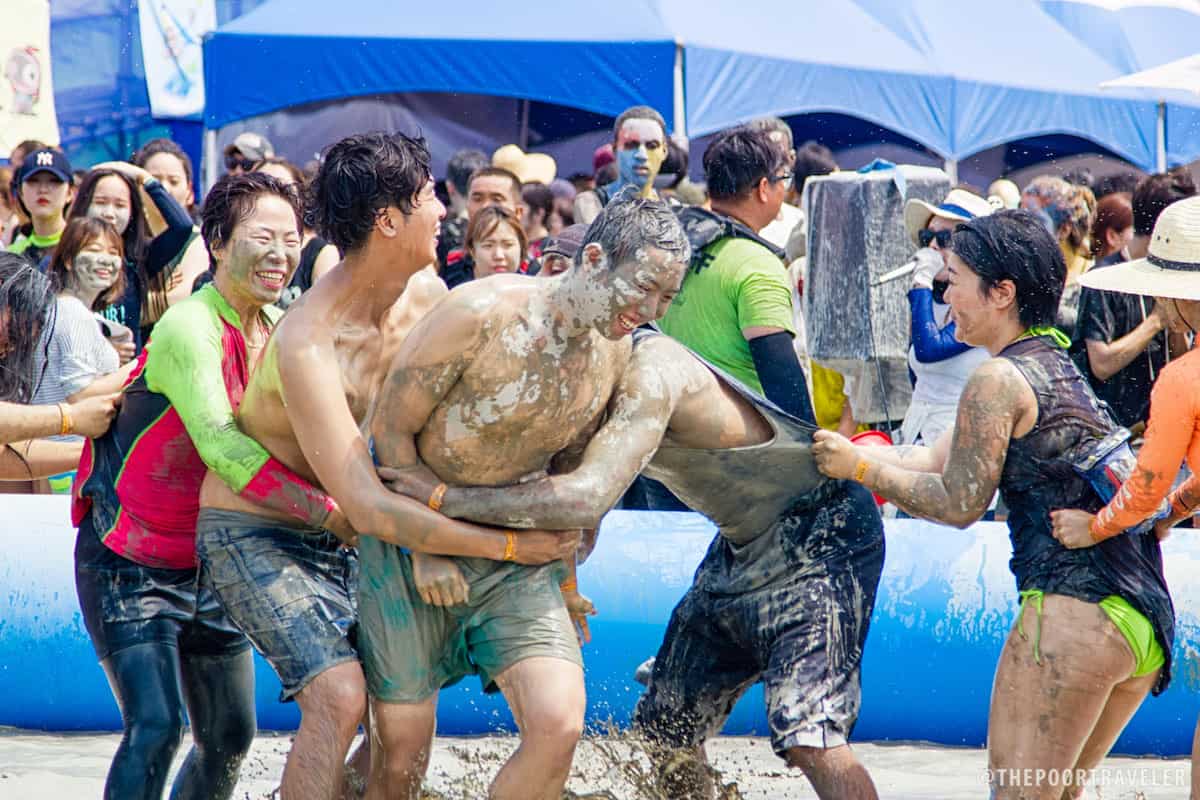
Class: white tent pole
203,129,219,195
1157,100,1167,173
943,157,958,185
519,100,531,151
672,42,687,142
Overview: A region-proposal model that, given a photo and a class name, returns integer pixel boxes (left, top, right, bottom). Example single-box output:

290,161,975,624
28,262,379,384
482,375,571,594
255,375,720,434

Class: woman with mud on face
0,253,120,482
68,160,195,357
1050,194,1200,799
811,209,1173,800
72,174,349,800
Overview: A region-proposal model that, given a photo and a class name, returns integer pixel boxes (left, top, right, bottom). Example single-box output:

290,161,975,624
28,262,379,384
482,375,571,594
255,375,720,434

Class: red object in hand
850,430,894,505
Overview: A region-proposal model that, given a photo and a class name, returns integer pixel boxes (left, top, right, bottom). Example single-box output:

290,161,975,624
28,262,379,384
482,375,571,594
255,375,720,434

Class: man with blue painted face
574,106,669,225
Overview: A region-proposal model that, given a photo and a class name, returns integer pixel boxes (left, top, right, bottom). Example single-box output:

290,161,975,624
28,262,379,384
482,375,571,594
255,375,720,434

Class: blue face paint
616,146,644,189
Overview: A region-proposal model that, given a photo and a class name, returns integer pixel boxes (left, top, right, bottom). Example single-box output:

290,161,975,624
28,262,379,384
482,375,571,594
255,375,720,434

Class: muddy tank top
999,335,1174,693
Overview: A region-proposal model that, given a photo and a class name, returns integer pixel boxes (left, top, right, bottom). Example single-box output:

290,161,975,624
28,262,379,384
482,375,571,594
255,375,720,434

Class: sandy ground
0,728,1190,799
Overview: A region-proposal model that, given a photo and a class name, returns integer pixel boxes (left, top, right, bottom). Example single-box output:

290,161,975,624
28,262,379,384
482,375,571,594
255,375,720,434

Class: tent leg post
203,129,218,196
672,42,687,143
943,158,958,185
1157,101,1167,172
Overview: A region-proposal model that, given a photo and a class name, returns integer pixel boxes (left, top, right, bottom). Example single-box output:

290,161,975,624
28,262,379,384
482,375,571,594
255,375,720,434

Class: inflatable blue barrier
2,498,1198,754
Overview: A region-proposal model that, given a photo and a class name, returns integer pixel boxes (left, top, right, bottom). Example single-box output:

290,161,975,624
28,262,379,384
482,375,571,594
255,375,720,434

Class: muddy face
212,194,301,306
69,237,122,295
574,245,685,340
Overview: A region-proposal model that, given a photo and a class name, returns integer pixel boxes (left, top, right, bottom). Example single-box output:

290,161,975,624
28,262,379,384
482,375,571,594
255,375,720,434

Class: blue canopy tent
1039,0,1200,168
854,0,1162,175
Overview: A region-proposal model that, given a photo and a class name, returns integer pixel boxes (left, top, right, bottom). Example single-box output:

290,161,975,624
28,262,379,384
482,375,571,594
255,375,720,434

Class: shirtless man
382,331,885,800
361,196,690,800
194,132,577,800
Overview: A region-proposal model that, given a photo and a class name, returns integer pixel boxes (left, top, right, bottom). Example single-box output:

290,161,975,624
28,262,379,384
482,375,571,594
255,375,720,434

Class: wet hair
467,167,522,205
201,172,302,271
951,209,1065,329
612,106,667,142
0,252,55,403
1132,168,1197,237
68,169,149,265
46,217,127,309
703,126,789,202
521,182,554,224
307,131,432,253
793,141,837,193
1088,193,1133,259
1093,171,1141,200
446,149,490,196
661,139,689,188
465,205,527,258
580,193,690,271
132,137,195,195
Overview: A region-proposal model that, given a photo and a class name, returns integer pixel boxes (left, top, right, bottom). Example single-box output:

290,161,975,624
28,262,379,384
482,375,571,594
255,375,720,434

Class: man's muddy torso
199,267,447,519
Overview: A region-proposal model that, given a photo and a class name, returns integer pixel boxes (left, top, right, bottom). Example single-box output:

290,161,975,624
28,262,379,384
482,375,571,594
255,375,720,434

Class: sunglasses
918,228,953,248
224,154,257,172
768,172,794,190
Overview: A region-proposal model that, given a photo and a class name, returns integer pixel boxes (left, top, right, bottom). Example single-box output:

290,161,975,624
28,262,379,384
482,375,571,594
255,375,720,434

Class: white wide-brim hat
1080,195,1200,301
903,188,999,246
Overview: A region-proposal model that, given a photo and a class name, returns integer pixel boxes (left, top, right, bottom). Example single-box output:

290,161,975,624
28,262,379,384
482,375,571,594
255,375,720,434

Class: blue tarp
202,0,678,131
1038,0,1200,166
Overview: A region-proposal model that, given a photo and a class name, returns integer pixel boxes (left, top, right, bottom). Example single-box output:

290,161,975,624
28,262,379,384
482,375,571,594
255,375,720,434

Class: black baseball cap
17,148,72,184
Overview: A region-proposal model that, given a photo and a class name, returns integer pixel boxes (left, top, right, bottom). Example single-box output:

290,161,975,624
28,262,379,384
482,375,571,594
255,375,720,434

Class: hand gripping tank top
636,329,834,546
999,336,1174,693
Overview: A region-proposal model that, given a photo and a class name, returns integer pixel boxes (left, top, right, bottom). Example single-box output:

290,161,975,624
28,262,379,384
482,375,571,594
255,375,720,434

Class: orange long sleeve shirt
1092,346,1200,540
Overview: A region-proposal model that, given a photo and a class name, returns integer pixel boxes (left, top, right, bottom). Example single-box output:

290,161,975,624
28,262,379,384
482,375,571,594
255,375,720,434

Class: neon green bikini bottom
1017,590,1164,678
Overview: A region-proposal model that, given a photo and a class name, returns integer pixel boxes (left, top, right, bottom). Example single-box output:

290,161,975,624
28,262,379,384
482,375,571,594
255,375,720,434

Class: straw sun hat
1080,195,1200,301
903,188,998,247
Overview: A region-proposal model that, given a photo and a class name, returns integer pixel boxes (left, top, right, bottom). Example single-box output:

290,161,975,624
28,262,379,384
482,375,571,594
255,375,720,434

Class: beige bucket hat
1080,195,1200,301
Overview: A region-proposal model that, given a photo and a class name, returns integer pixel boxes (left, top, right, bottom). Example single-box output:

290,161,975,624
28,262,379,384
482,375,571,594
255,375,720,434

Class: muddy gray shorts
634,481,884,756
357,536,581,704
196,508,359,701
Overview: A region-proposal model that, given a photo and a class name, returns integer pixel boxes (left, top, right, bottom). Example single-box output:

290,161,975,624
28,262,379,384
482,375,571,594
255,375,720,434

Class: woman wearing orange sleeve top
1051,194,1200,799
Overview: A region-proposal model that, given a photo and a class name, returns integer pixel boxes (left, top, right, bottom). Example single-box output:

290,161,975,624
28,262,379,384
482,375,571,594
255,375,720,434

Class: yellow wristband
853,459,870,483
427,482,447,512
559,578,578,593
57,403,73,436
503,530,517,562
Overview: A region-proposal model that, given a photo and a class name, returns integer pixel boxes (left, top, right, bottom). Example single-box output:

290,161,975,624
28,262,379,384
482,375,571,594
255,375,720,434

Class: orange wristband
560,578,578,593
57,403,73,436
427,483,447,512
503,531,517,562
853,459,870,483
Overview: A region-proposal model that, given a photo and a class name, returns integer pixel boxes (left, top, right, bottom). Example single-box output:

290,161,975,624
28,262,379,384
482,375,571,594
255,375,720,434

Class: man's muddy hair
580,191,689,270
200,172,302,270
308,132,432,253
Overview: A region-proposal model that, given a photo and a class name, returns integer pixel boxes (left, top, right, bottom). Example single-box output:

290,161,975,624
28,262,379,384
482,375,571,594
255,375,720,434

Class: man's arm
0,396,118,442
1085,301,1166,381
278,296,518,560
432,343,683,529
814,359,1026,527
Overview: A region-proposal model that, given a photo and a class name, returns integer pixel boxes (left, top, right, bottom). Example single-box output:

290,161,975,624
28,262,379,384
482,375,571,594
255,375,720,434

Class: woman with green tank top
812,210,1173,800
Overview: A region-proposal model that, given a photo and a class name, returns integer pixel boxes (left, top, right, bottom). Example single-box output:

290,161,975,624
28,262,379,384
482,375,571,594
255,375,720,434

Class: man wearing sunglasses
897,188,996,446
574,105,669,225
222,132,274,176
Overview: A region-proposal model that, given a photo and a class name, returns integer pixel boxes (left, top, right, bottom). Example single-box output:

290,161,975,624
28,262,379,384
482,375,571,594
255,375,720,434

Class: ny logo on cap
36,152,53,166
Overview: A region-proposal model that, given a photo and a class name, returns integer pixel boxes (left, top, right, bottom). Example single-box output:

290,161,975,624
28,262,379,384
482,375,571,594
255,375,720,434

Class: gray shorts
357,537,581,704
634,482,884,756
196,508,359,701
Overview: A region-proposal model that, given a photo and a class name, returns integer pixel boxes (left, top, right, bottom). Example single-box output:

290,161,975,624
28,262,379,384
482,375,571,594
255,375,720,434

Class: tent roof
203,0,678,129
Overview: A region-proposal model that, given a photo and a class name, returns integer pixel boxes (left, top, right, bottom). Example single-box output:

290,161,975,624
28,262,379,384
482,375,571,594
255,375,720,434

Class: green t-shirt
659,237,794,394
